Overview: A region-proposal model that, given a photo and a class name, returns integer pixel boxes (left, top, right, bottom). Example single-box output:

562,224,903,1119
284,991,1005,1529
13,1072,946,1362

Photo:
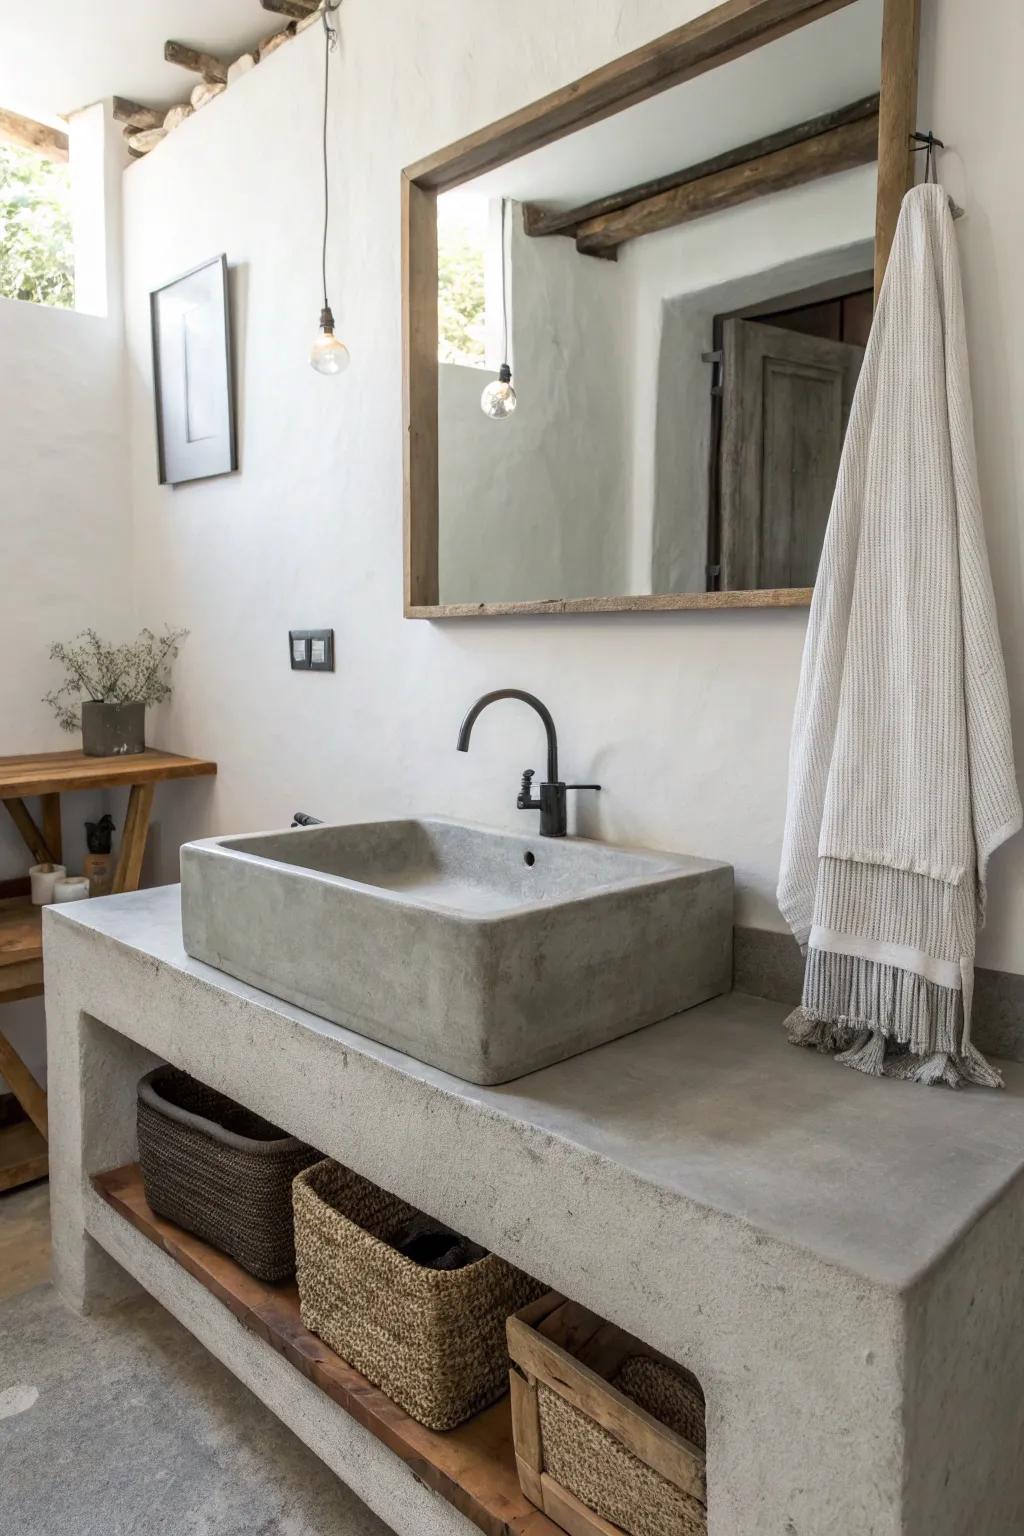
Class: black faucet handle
517,769,540,810
565,784,601,792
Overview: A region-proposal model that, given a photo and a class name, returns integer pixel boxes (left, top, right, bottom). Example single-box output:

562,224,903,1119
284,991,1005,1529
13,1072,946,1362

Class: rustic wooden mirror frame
402,0,920,619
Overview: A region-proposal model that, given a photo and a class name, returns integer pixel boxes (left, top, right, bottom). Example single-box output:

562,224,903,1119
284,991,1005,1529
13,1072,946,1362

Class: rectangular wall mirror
403,0,920,617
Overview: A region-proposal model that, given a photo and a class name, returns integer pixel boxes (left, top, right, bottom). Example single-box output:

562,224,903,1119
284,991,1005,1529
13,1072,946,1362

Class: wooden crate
507,1293,707,1536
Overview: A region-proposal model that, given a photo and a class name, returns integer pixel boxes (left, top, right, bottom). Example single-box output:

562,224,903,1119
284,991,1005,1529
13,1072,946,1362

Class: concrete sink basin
180,817,733,1084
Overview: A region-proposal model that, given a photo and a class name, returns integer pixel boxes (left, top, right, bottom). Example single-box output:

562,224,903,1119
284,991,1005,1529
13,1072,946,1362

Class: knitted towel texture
777,183,1021,1088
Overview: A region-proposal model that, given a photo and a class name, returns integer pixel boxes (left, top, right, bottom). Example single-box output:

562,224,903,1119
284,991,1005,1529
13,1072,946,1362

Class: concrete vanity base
46,887,1024,1536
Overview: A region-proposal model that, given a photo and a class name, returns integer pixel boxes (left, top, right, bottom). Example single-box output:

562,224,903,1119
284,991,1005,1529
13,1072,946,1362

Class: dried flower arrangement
43,627,189,734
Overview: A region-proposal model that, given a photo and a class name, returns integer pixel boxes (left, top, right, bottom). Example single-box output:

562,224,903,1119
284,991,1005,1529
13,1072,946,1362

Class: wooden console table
0,748,216,1192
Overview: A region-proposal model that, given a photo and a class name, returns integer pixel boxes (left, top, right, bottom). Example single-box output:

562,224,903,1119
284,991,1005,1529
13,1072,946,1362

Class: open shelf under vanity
91,1164,561,1536
57,888,1024,1534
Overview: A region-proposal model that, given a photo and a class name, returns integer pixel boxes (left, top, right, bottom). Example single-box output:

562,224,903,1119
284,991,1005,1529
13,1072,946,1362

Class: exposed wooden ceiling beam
573,112,879,257
405,0,857,193
261,0,320,16
523,93,880,241
112,97,164,131
0,107,69,162
164,40,229,85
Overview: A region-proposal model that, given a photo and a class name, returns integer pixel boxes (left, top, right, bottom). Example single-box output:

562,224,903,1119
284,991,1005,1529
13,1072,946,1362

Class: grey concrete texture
43,887,1024,1534
0,1282,391,1536
734,923,1024,1063
180,817,733,1083
902,1170,1024,1534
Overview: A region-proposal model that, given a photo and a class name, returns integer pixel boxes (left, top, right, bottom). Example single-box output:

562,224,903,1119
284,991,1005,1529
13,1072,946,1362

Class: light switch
289,629,334,672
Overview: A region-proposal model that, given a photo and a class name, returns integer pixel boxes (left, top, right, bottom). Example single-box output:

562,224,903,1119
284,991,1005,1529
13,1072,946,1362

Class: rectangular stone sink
180,817,732,1084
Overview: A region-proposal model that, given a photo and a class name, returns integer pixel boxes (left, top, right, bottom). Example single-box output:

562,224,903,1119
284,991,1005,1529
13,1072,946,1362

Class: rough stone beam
164,40,229,85
0,107,68,162
112,97,164,131
261,0,320,16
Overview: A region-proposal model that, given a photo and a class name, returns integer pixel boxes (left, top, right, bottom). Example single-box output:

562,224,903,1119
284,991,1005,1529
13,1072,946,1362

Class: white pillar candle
30,863,67,905
53,876,91,904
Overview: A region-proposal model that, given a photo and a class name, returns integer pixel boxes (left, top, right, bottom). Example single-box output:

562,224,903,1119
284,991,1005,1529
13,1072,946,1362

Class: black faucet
456,689,600,838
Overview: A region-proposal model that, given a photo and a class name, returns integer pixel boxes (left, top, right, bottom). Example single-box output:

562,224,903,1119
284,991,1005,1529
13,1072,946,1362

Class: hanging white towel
777,183,1021,1088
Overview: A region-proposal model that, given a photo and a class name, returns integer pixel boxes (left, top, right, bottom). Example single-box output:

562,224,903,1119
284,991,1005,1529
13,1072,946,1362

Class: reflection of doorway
708,277,872,590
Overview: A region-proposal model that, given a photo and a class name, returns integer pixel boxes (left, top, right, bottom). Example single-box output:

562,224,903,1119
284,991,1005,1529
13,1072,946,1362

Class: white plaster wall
120,0,1024,975
439,206,632,603
619,167,877,591
0,105,134,1085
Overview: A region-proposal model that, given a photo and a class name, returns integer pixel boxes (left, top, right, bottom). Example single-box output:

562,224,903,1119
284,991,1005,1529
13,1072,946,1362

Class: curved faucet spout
456,689,559,783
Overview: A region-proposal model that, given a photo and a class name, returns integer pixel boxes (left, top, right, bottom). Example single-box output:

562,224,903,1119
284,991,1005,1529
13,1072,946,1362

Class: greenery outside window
0,134,74,309
437,194,487,367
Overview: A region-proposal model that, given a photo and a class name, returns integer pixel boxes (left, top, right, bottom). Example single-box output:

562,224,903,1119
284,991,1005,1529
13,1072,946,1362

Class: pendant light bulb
481,362,517,420
310,305,350,376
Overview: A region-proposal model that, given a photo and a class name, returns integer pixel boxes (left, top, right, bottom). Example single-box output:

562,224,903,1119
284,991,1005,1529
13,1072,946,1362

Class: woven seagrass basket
293,1158,546,1431
508,1292,708,1536
137,1066,319,1283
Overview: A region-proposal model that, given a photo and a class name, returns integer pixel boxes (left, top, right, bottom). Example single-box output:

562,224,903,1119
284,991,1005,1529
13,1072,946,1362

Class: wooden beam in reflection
522,93,879,243
570,112,878,258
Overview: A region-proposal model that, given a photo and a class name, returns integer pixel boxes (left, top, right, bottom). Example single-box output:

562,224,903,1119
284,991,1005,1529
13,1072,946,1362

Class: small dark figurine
85,814,116,855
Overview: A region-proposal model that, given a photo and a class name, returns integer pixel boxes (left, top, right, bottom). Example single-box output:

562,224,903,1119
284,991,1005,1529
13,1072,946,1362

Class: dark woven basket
293,1159,546,1430
138,1066,319,1282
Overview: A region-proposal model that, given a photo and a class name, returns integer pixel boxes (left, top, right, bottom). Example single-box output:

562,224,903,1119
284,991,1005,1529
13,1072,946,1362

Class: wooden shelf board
0,896,42,970
0,749,216,800
0,1120,48,1192
92,1164,561,1536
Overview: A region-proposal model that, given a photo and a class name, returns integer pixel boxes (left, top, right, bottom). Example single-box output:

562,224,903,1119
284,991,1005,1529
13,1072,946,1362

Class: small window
437,194,488,367
0,119,74,310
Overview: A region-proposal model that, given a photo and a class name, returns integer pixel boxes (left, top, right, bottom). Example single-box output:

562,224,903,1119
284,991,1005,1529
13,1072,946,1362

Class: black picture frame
150,254,237,486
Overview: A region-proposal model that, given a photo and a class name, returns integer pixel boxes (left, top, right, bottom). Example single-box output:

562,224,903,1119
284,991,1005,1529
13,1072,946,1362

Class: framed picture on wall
150,254,237,486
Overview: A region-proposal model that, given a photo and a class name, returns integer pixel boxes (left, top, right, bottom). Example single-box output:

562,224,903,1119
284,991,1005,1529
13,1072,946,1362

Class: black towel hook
911,130,944,184
910,129,964,219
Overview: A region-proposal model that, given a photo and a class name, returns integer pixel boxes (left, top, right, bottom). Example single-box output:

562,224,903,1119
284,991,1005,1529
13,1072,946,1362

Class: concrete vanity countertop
45,886,1024,1536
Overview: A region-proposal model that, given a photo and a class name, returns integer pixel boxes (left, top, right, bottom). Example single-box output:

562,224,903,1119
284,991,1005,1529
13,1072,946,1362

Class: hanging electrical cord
310,0,350,375
480,197,518,419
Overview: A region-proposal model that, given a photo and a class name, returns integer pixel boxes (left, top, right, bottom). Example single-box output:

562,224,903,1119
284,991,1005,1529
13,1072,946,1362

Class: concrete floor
0,1181,393,1536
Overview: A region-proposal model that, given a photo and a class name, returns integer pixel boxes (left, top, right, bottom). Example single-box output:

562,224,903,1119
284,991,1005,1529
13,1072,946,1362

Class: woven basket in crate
508,1292,707,1536
137,1066,318,1283
293,1158,545,1431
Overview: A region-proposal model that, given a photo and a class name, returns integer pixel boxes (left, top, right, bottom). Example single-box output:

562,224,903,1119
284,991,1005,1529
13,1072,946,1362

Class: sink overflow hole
523,851,536,867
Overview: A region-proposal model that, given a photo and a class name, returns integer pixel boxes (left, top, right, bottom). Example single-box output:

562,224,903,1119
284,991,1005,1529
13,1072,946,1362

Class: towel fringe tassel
836,1028,887,1076
785,1006,1004,1090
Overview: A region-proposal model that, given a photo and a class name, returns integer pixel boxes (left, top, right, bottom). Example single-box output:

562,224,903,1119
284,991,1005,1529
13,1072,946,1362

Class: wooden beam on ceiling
112,97,164,131
164,40,229,85
0,107,68,162
573,111,879,258
523,93,880,241
404,0,858,193
261,0,320,16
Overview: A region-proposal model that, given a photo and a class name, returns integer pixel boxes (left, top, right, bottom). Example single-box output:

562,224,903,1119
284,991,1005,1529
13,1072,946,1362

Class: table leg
3,797,58,867
41,793,62,866
112,783,155,895
0,1030,48,1139
0,794,56,1190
